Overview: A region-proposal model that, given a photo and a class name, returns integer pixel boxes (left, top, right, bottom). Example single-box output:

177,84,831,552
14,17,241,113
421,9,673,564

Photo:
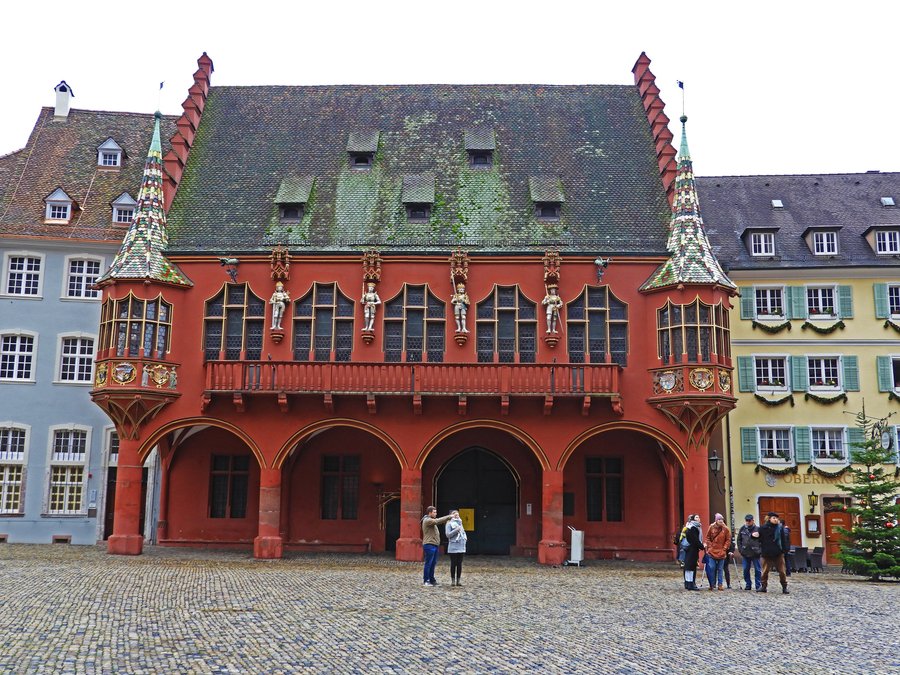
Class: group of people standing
421,506,468,587
677,512,791,594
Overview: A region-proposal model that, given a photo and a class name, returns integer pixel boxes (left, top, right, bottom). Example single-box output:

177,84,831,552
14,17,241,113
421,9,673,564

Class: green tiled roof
464,128,495,151
346,131,380,153
402,172,435,203
275,176,315,204
166,84,671,254
642,117,735,291
528,175,565,203
98,113,191,286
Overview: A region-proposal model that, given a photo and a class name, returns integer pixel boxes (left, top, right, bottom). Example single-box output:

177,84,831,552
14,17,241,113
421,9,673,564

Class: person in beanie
445,509,468,586
421,506,453,586
758,512,789,594
738,514,762,590
682,514,705,590
704,513,732,591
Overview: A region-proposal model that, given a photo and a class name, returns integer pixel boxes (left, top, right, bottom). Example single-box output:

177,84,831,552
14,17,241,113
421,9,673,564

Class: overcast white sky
2,1,898,177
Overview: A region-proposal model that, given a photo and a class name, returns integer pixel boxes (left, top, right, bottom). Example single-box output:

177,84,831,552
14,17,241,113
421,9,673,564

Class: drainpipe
725,414,735,534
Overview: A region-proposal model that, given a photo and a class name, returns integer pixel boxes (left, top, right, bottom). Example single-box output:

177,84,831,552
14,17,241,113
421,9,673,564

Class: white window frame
45,202,71,221
812,231,838,255
45,424,91,516
62,255,103,300
54,333,96,384
0,422,30,515
754,286,785,319
808,355,841,391
753,355,789,392
2,251,45,298
750,232,775,257
806,285,837,319
113,206,135,224
758,426,793,464
0,330,38,383
890,355,900,393
811,426,847,463
99,151,121,167
875,230,900,255
889,284,900,318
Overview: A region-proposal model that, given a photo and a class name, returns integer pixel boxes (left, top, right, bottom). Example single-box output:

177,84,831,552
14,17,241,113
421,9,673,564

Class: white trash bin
566,525,584,566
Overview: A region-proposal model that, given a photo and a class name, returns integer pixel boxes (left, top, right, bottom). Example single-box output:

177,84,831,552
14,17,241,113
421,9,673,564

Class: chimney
54,81,74,117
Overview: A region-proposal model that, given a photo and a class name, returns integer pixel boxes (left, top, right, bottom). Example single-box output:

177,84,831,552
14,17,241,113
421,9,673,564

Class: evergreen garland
755,463,798,475
801,320,845,334
804,392,848,404
751,319,792,334
838,412,900,581
884,320,900,334
807,464,851,478
754,393,795,407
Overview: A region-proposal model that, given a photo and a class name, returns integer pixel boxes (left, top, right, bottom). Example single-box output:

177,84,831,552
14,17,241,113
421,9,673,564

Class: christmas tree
837,411,900,581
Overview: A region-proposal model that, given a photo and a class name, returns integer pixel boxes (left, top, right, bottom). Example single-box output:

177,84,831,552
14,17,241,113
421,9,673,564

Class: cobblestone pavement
0,545,897,674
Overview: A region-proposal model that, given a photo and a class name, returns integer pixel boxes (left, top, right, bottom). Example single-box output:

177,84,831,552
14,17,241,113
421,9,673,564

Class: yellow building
699,172,900,566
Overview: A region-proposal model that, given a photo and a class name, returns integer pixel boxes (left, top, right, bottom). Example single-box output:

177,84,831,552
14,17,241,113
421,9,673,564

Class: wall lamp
808,490,818,513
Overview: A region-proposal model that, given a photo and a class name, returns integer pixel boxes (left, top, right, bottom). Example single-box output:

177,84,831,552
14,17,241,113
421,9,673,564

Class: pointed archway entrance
436,448,518,555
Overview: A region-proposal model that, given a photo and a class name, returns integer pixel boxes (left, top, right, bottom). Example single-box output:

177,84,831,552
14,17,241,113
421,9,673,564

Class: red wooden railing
204,361,620,397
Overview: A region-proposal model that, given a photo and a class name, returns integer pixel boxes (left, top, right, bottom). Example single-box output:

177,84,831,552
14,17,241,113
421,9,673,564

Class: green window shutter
873,283,889,319
788,286,807,320
837,285,853,319
876,355,894,392
794,426,811,463
842,355,860,391
737,356,755,392
741,427,759,463
847,427,866,456
791,355,808,392
739,287,755,320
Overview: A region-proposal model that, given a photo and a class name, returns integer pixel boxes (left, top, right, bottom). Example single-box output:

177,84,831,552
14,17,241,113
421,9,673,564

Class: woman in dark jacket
682,514,705,590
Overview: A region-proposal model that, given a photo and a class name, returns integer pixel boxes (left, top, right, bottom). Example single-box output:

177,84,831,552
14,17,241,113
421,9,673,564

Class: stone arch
557,420,685,471
136,417,265,467
273,418,406,470
416,419,550,471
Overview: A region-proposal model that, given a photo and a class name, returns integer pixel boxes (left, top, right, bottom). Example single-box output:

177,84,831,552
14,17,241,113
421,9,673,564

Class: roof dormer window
750,232,775,256
97,138,123,168
875,230,900,255
402,173,435,223
881,197,895,207
347,131,379,171
529,176,564,222
44,187,74,223
275,176,314,224
111,192,137,225
464,128,496,170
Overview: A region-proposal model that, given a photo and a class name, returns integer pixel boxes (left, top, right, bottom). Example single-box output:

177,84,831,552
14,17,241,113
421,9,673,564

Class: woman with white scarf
445,510,468,586
682,514,705,591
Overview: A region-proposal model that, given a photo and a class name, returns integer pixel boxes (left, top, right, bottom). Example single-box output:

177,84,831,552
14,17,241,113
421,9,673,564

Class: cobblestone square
0,545,896,674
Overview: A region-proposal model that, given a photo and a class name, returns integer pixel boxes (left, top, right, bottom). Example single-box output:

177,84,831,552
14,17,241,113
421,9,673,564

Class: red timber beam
632,52,678,206
162,52,214,209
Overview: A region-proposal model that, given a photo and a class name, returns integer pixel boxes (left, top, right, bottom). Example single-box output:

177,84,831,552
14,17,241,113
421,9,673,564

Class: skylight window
881,197,895,207
771,199,784,209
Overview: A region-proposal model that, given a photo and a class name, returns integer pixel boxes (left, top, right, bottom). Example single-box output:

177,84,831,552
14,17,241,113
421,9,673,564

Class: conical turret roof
641,116,734,291
98,112,191,286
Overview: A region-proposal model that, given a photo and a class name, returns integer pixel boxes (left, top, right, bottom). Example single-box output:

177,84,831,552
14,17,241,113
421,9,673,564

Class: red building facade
92,53,736,564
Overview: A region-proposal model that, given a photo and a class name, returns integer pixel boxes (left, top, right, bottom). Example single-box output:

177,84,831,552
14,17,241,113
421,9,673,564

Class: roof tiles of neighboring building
697,172,900,270
165,84,672,254
0,107,176,242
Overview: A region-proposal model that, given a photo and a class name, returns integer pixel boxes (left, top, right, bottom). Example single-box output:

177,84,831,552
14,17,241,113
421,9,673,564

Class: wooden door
824,510,851,563
758,496,801,546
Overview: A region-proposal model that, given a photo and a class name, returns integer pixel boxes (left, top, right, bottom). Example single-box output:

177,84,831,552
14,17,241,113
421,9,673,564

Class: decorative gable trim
97,138,124,167
44,187,76,222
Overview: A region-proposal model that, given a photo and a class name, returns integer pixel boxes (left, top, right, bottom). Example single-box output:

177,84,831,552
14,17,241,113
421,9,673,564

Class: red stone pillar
395,467,423,562
538,469,567,565
683,446,710,525
665,459,678,557
254,467,283,559
156,454,170,541
107,437,144,555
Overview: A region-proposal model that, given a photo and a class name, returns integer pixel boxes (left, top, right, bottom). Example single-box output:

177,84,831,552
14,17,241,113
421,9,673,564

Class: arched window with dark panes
292,283,354,361
384,284,445,363
657,299,730,364
476,286,537,363
203,284,265,360
100,293,172,359
566,286,628,365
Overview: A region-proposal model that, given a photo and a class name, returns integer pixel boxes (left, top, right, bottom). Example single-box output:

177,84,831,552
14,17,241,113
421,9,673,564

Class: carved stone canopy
362,249,382,283
270,245,291,281
449,249,469,286
543,249,561,287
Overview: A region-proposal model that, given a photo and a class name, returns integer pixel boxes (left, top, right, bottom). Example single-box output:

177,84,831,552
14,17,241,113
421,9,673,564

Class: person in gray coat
445,510,468,586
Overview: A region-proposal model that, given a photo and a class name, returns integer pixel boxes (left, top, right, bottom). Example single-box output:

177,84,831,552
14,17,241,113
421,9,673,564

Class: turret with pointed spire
97,111,192,287
641,115,734,292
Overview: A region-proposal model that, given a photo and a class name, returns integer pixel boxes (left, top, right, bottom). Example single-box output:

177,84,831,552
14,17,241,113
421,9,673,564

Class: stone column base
395,537,423,562
107,534,144,555
538,539,567,566
253,535,284,559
